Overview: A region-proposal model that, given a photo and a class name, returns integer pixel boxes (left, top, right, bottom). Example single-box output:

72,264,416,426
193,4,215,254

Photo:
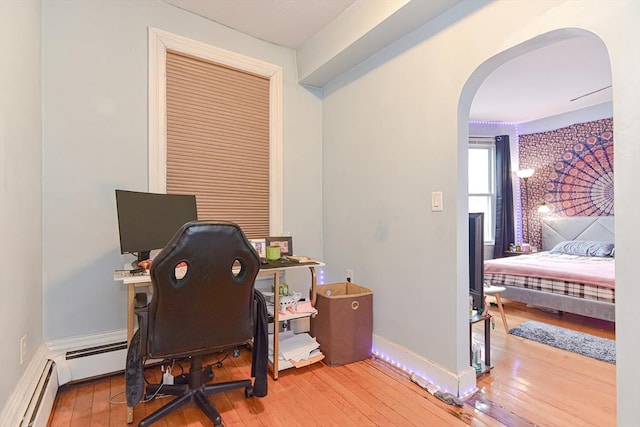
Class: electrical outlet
347,269,354,283
20,335,27,365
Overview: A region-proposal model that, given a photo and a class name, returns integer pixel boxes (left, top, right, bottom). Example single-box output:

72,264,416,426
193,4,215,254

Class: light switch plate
431,191,443,211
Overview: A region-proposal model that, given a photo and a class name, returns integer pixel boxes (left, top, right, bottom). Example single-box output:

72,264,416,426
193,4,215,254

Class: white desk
115,260,325,383
117,274,154,345
114,273,153,423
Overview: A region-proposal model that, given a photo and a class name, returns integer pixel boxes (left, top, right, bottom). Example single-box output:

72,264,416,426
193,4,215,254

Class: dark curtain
493,135,515,258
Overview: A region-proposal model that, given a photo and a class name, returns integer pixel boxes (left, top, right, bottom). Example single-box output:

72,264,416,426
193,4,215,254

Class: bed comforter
484,252,614,289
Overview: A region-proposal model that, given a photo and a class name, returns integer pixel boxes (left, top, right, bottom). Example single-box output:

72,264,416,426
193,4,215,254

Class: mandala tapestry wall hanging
544,131,614,216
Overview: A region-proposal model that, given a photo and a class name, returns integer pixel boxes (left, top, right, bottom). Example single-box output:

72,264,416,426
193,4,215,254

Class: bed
484,216,615,322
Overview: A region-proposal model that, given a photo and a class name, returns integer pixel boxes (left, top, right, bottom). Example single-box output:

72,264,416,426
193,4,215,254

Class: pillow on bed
549,240,615,257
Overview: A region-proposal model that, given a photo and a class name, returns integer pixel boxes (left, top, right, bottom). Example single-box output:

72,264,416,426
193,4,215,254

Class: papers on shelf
280,333,319,361
269,331,320,362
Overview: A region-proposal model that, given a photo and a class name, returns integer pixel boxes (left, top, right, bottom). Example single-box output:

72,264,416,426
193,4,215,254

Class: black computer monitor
115,189,198,266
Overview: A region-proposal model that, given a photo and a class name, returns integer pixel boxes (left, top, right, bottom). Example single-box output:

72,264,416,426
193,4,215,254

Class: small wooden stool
483,285,509,333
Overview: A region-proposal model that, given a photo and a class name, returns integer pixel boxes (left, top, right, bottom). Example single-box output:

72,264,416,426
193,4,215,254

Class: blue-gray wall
0,0,43,412
1,1,639,424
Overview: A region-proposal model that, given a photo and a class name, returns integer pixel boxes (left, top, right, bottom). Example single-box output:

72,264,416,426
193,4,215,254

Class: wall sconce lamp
538,202,551,214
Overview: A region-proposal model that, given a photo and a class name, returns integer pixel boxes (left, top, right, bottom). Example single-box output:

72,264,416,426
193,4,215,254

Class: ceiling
471,36,612,123
162,0,612,123
163,0,357,48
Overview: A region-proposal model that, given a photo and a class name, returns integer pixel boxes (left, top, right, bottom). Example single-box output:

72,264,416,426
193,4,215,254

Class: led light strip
371,349,478,400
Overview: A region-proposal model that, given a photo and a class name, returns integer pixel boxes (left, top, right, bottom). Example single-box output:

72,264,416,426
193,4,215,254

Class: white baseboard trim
2,330,476,425
1,330,130,427
372,334,477,398
0,344,57,427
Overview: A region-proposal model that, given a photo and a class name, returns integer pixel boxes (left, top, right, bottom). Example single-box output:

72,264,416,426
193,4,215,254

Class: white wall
321,1,639,421
0,0,43,413
519,102,613,135
40,0,323,341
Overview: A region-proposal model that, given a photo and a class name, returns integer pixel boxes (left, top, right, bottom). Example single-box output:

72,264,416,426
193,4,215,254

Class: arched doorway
459,28,615,423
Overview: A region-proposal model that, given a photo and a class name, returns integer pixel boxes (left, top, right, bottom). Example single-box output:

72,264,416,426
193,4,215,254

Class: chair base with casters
139,355,254,427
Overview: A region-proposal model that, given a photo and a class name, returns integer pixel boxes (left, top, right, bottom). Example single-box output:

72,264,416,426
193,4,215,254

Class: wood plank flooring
48,300,615,426
473,299,616,427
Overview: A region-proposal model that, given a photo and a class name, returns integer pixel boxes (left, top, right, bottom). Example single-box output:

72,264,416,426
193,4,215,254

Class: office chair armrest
134,292,149,358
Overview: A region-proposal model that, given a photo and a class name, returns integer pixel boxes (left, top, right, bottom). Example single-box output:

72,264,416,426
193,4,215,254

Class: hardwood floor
474,299,616,427
48,300,615,426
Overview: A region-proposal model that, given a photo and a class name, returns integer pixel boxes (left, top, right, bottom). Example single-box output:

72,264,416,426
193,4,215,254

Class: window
164,50,270,237
148,27,283,238
468,138,496,243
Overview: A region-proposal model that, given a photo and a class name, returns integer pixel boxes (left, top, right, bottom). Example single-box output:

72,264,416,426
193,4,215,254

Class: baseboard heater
65,341,128,361
19,342,127,426
3,334,130,426
57,341,129,386
21,360,58,427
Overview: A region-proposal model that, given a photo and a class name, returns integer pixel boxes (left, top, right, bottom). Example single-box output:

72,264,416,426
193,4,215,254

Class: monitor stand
131,250,151,268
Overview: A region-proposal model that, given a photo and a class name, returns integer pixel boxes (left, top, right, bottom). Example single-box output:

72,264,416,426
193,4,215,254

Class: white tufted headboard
541,216,615,251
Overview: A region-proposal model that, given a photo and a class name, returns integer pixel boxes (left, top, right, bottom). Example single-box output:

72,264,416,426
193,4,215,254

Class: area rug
509,321,615,364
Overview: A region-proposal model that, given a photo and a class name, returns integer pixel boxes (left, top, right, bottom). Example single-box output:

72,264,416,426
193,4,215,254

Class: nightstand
503,250,534,257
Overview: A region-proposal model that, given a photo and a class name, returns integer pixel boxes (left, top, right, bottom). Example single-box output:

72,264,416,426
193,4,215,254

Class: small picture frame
266,236,293,256
249,239,266,257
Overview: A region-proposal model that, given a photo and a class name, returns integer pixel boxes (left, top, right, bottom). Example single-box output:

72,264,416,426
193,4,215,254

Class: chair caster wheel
245,386,254,398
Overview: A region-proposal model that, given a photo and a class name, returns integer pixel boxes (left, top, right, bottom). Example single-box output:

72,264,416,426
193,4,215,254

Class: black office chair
126,221,267,427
